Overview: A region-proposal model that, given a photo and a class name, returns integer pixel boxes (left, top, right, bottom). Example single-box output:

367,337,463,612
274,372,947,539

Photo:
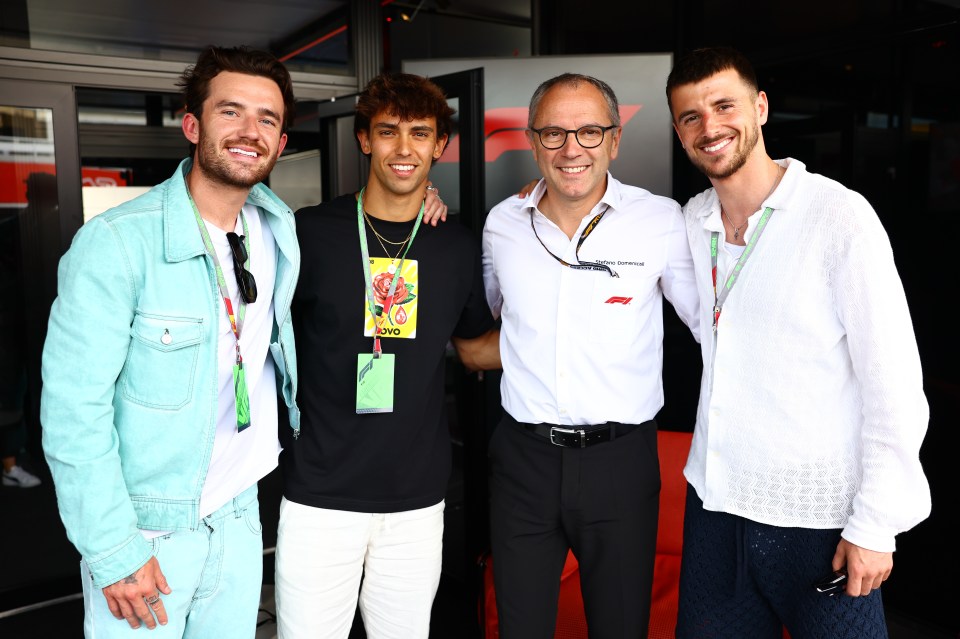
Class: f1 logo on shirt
604,296,633,305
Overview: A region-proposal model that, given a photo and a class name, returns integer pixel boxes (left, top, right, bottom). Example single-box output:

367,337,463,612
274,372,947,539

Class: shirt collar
765,157,804,211
699,157,803,233
523,171,621,218
164,158,288,263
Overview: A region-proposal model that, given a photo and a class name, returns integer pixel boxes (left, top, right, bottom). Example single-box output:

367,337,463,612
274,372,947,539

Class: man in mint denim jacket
40,46,300,637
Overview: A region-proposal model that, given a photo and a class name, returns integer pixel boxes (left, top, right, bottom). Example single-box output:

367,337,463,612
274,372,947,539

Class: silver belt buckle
549,426,586,448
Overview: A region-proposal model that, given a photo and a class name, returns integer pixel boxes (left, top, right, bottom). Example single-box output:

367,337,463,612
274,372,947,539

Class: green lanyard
710,206,774,333
188,192,253,432
356,187,423,357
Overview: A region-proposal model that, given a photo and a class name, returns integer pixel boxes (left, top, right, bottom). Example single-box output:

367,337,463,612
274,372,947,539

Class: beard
194,129,277,189
688,120,760,180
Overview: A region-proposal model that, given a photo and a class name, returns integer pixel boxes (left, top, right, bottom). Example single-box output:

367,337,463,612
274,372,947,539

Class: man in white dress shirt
667,47,930,639
482,73,699,638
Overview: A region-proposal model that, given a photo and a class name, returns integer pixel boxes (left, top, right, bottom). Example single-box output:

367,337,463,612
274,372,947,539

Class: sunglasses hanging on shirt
226,231,258,304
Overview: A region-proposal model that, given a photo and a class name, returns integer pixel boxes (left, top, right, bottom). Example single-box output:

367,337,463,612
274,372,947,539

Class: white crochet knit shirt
682,158,930,553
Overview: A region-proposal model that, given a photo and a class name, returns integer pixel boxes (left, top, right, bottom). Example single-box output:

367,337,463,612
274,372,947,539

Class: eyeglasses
529,124,618,149
226,232,258,304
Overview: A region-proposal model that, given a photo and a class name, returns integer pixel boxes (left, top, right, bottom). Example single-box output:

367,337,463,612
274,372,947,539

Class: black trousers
489,413,661,639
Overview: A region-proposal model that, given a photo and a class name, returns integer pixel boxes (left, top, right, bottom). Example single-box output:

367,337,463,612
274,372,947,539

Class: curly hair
353,73,455,154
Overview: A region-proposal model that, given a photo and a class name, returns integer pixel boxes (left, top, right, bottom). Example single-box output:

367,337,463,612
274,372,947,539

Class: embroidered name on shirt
596,259,645,267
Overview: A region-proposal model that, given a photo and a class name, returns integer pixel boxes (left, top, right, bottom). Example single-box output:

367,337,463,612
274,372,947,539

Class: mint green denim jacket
40,159,300,588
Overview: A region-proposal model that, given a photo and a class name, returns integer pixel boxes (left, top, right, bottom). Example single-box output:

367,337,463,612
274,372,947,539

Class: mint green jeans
81,484,263,638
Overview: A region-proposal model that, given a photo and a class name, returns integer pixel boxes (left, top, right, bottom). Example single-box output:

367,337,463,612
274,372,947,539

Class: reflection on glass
0,105,55,492
75,87,184,220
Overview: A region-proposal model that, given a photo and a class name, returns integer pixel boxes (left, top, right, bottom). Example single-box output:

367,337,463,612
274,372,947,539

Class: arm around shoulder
452,328,501,372
661,202,701,342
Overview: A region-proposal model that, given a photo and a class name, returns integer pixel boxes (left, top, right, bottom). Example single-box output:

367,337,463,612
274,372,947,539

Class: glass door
0,79,83,613
417,69,492,593
422,68,486,234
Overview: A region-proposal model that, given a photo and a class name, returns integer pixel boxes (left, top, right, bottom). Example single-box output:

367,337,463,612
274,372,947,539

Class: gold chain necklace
363,211,410,264
363,209,412,246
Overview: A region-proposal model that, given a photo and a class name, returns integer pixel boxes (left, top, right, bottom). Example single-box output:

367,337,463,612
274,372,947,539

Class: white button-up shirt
482,174,699,426
682,158,930,552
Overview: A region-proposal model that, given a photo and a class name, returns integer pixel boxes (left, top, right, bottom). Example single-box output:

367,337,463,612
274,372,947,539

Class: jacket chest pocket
120,313,204,409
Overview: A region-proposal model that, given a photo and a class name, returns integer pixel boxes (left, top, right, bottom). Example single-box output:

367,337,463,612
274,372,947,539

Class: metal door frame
0,78,82,614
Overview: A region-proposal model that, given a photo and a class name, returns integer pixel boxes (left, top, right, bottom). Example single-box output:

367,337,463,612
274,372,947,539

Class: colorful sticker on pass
363,258,419,339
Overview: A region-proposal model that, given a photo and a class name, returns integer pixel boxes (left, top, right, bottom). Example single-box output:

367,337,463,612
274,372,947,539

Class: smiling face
670,68,767,181
182,71,288,190
357,110,447,199
528,83,621,208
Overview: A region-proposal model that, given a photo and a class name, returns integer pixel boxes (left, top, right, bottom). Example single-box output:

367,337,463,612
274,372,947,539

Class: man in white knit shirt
666,47,930,638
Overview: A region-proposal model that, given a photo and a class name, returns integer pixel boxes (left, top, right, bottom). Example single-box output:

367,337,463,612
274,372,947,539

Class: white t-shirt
200,204,281,517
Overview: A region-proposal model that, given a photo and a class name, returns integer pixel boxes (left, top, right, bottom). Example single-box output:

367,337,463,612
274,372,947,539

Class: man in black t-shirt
275,73,499,639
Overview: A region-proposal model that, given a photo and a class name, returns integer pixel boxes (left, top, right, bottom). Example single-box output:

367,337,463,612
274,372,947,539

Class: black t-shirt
281,193,494,513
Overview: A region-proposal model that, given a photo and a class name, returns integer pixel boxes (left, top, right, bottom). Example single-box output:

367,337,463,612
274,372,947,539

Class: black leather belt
520,420,652,448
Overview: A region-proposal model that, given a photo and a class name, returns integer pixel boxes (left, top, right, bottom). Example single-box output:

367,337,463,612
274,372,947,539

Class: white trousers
274,497,444,639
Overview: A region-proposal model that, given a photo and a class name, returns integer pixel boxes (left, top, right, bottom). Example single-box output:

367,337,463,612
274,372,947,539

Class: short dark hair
666,47,759,114
177,45,296,155
354,73,456,155
527,73,621,129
